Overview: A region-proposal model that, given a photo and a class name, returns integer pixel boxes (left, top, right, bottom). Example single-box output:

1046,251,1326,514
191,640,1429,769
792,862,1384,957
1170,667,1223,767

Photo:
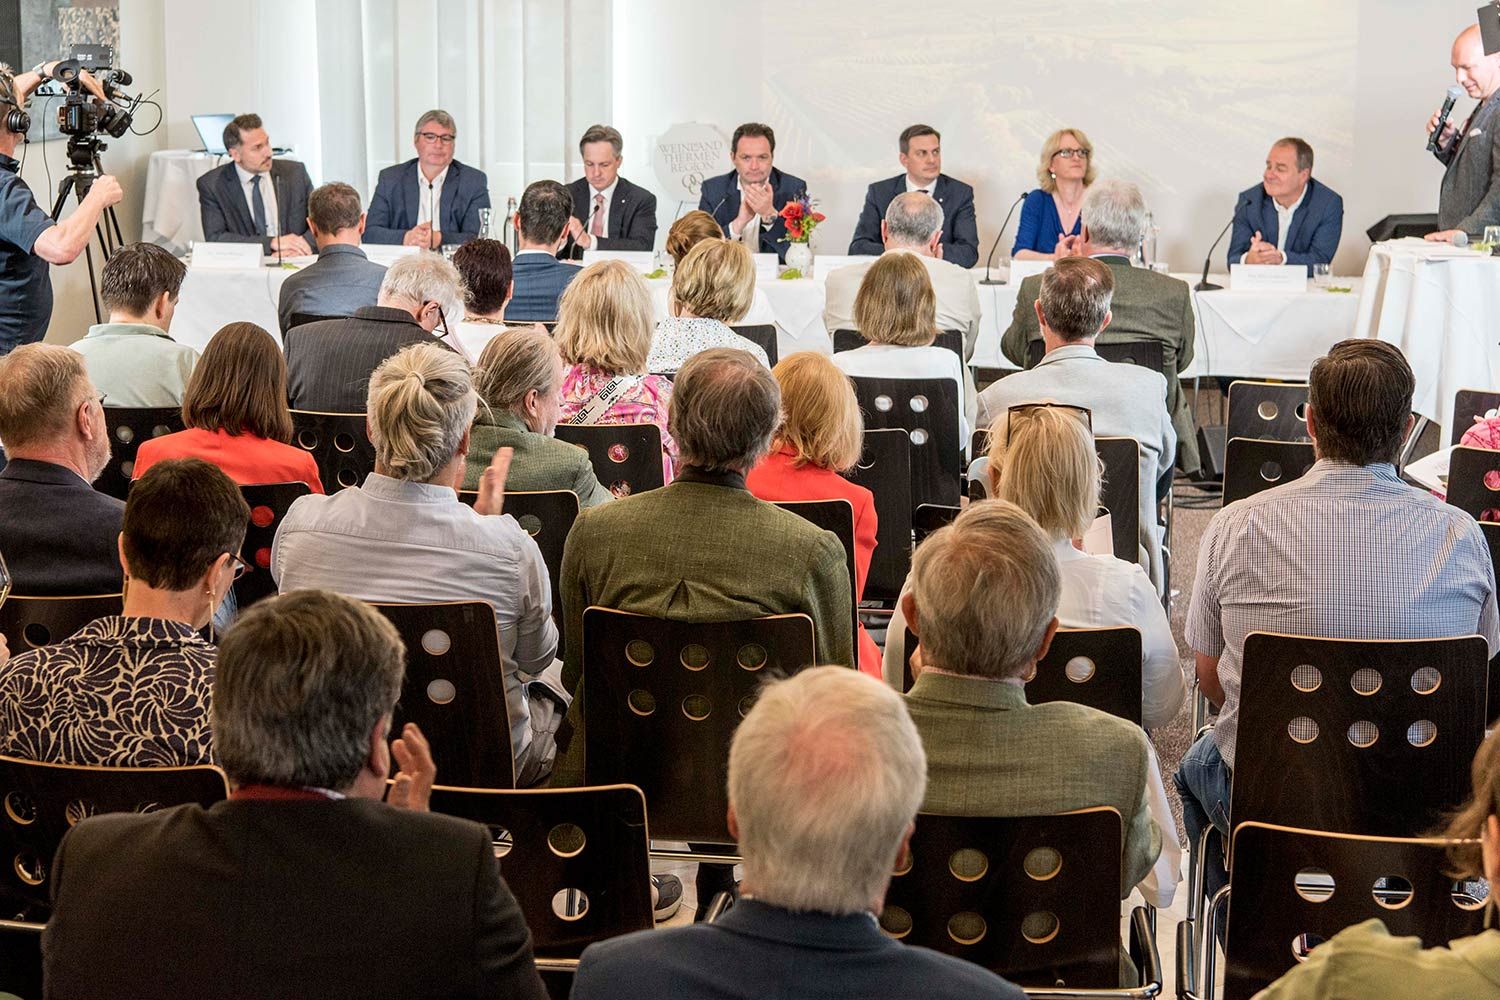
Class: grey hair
883,192,944,247
414,109,456,136
579,124,623,158
668,348,780,473
1081,178,1148,250
0,343,91,451
212,589,406,790
379,251,467,323
366,342,477,482
730,667,927,914
474,327,560,414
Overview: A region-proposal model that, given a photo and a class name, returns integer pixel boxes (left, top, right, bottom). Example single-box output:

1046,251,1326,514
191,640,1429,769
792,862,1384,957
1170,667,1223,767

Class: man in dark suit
43,589,548,1000
0,344,122,595
560,124,658,260
697,123,806,263
365,109,491,248
196,113,314,256
1226,137,1343,274
1428,24,1500,242
506,180,580,323
848,124,979,267
278,182,387,334
286,253,460,412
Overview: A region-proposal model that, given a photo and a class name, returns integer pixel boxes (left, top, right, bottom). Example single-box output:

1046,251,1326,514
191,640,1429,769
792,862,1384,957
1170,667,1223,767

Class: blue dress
1011,188,1083,256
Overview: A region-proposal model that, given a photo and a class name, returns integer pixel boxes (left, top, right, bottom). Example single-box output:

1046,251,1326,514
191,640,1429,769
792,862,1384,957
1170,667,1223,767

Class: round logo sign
653,122,728,202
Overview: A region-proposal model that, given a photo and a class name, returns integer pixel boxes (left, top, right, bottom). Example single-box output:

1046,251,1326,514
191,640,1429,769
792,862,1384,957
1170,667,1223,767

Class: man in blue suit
364,110,491,248
697,123,806,263
1227,137,1342,274
560,124,658,260
848,125,979,268
506,180,579,323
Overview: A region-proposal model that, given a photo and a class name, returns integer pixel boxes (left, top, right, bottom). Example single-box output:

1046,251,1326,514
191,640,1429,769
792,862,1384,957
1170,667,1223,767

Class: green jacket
1255,919,1500,999
464,410,612,508
1000,254,1199,474
904,670,1161,898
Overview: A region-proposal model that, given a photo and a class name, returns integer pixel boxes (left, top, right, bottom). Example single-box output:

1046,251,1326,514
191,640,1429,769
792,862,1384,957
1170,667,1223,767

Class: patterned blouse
0,617,216,767
559,363,679,481
646,316,769,373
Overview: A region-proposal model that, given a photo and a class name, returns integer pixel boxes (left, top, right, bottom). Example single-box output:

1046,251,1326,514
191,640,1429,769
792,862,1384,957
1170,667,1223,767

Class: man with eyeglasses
848,125,979,267
365,110,492,248
1226,137,1343,273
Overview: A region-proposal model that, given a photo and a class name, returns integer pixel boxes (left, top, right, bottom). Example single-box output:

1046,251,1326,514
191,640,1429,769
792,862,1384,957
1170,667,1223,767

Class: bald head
668,347,780,473
1453,24,1500,100
883,192,944,252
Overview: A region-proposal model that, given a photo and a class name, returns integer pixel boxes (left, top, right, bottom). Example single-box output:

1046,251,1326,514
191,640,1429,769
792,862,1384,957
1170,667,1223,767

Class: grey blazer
1437,91,1500,233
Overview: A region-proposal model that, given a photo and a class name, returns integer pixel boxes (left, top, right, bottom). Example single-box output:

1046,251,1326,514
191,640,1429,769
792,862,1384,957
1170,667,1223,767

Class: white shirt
582,178,617,245
729,176,774,239
904,175,937,197
1239,183,1307,264
830,341,972,450
416,163,451,229
234,164,279,238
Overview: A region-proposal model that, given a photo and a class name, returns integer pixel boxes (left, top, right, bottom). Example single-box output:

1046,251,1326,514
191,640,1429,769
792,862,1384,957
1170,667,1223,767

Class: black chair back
1445,445,1500,521
729,324,778,366
373,601,515,789
913,503,960,546
287,312,340,332
0,594,121,654
97,407,185,500
1227,381,1311,443
290,409,375,493
1029,627,1143,726
1223,822,1487,1000
1222,438,1317,507
0,754,228,920
236,482,312,609
774,499,857,655
850,376,961,508
882,808,1124,988
1480,521,1500,726
0,919,41,1000
581,608,816,843
554,423,665,498
841,429,912,602
1451,388,1500,445
1095,436,1142,568
1024,338,1166,376
833,328,964,361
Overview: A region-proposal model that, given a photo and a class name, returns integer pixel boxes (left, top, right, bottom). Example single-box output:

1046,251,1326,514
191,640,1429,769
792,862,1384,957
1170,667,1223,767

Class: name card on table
363,244,421,268
809,254,875,279
190,242,262,269
1229,264,1308,293
752,253,781,280
581,249,654,272
1007,259,1052,285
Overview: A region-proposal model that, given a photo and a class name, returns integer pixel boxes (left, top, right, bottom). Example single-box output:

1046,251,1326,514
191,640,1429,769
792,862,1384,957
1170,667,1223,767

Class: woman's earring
1049,171,1056,180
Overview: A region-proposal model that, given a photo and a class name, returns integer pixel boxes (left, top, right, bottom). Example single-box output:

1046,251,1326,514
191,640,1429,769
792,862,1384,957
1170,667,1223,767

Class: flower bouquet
778,194,826,278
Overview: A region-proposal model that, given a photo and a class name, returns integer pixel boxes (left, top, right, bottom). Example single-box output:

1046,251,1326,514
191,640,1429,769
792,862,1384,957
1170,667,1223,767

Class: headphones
0,70,30,137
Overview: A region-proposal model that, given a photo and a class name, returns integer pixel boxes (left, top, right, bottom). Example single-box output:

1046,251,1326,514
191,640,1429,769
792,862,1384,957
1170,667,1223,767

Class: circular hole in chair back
488,824,513,858
547,822,587,858
1256,400,1280,421
296,429,320,450
1295,402,1309,421
426,679,456,705
627,689,656,716
909,428,929,447
1024,846,1062,881
1411,667,1442,695
879,905,913,938
517,514,543,536
120,460,135,479
21,623,53,649
1452,879,1491,910
625,640,655,668
151,424,173,438
1291,932,1326,963
1373,875,1413,909
551,888,590,921
1350,668,1382,696
1293,867,1335,903
948,848,989,882
1064,656,1096,684
1486,470,1500,493
737,695,756,718
1288,716,1319,744
1407,720,1437,747
609,481,633,498
680,644,710,671
1290,664,1322,693
874,395,893,413
3,792,37,825
607,443,630,464
13,851,45,886
736,643,768,671
1259,461,1283,483
909,395,929,414
1347,720,1379,748
682,694,712,721
114,425,135,444
334,432,356,454
1020,910,1059,945
420,629,451,656
337,466,361,489
250,505,276,528
64,798,95,827
947,911,987,946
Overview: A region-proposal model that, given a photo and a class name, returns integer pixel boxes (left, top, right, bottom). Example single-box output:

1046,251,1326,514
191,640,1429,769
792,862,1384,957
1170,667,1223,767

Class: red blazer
133,427,325,493
747,446,880,677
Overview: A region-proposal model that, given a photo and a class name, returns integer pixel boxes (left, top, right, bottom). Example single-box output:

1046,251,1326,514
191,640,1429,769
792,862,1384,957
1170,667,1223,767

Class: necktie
918,188,930,196
590,193,605,238
250,174,268,236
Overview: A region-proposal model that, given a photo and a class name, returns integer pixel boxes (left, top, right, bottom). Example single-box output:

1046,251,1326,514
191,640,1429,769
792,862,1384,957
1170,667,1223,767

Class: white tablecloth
141,149,222,254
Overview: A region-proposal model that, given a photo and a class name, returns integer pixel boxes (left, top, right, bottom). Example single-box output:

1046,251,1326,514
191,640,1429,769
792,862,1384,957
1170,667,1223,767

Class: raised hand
386,723,435,812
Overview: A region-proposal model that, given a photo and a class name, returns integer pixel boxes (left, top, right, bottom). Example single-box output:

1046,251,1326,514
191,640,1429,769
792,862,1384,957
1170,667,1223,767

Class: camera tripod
50,134,126,325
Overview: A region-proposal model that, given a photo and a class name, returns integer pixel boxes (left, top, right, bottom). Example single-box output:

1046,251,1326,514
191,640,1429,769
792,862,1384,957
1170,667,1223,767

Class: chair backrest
729,324,778,366
850,376,961,508
881,808,1124,988
0,918,41,1000
97,407,186,500
372,601,515,789
1029,627,1143,726
1095,436,1142,567
0,754,228,919
1445,445,1500,521
427,783,653,957
553,423,665,498
289,409,376,493
1222,438,1317,507
1451,387,1500,445
1223,822,1487,1000
0,595,122,654
840,429,913,602
1024,338,1167,376
288,311,340,331
1232,632,1489,841
1480,522,1500,727
774,499,858,654
833,328,964,362
1227,381,1311,443
913,503,960,546
581,608,816,843
236,482,312,609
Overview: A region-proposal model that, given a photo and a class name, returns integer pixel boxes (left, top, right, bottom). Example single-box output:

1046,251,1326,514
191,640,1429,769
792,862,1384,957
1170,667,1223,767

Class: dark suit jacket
364,158,491,246
506,253,581,323
572,898,1025,1000
848,173,980,268
560,175,658,259
285,305,451,412
0,459,123,596
276,243,387,334
1226,176,1343,274
43,797,547,1000
1435,92,1500,233
697,167,807,262
197,159,314,252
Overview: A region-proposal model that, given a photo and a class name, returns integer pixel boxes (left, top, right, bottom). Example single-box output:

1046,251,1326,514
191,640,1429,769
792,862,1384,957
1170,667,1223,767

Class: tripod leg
82,243,102,325
50,177,76,222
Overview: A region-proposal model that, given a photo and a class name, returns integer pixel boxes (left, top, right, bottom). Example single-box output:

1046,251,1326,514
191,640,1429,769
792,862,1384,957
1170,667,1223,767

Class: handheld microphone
979,193,1027,286
1428,85,1466,153
1196,194,1253,291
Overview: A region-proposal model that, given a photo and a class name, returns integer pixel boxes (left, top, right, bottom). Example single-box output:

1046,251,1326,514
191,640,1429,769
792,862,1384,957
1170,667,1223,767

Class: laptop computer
191,114,236,155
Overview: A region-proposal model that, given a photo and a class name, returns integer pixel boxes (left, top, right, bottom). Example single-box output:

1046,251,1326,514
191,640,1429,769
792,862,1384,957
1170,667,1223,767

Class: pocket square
1471,128,1484,137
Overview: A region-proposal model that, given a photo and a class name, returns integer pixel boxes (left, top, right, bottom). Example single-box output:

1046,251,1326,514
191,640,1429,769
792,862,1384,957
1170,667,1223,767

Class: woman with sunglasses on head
1012,128,1096,260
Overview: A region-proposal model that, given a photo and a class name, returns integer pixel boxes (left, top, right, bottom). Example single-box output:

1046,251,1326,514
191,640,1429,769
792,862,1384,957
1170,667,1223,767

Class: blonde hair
366,343,477,482
666,210,724,264
772,352,863,472
986,405,1099,540
853,252,937,347
1037,127,1097,192
1439,727,1500,883
554,259,655,375
670,238,755,324
474,328,560,414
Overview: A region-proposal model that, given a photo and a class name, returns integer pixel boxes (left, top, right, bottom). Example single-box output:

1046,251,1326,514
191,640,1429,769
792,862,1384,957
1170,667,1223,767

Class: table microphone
979,193,1026,285
427,179,438,250
273,170,284,268
1196,193,1254,291
1428,85,1465,153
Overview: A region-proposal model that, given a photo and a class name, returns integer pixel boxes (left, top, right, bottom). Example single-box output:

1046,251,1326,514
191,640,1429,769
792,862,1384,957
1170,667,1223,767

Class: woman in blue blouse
1012,127,1096,260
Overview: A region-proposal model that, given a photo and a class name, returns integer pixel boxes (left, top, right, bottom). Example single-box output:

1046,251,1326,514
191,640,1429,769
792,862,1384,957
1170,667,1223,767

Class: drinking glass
1312,263,1331,288
1149,261,1170,275
1485,226,1500,253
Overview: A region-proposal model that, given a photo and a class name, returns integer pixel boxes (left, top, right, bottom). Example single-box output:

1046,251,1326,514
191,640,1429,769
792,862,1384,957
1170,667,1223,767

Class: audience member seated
746,351,879,677
1175,339,1500,905
980,257,1172,594
571,668,1025,1000
364,109,491,248
1257,727,1500,999
273,343,564,787
0,458,248,765
1002,178,1199,475
195,112,314,256
655,211,778,331
1012,127,1094,260
42,589,547,1000
69,241,196,407
285,252,461,413
648,238,768,373
451,238,531,362
0,344,123,595
276,181,386,335
902,501,1162,920
132,322,323,492
464,326,611,507
830,251,972,450
556,259,679,479
505,179,579,323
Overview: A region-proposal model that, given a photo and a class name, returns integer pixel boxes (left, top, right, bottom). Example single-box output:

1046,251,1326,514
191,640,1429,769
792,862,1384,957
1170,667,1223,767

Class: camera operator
0,62,122,354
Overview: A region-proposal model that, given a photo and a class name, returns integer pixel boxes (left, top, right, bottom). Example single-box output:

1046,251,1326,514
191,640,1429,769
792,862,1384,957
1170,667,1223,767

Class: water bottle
1141,212,1158,267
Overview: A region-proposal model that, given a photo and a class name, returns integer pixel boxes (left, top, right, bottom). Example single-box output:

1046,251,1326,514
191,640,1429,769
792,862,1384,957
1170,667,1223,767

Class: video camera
49,45,136,140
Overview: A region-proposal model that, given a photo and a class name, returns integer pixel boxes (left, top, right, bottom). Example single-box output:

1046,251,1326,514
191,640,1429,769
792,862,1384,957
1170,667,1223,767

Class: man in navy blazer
196,113,314,256
365,110,491,247
571,668,1026,1000
1227,137,1342,274
506,180,580,323
560,124,658,260
849,125,980,268
697,123,806,263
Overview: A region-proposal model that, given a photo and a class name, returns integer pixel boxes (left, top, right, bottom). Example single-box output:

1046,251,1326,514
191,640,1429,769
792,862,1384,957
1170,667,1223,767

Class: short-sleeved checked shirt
1187,460,1499,768
0,151,54,353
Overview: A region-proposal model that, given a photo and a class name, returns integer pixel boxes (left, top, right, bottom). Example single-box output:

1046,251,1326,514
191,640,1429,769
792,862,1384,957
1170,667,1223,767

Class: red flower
781,202,804,222
812,212,826,222
787,221,804,239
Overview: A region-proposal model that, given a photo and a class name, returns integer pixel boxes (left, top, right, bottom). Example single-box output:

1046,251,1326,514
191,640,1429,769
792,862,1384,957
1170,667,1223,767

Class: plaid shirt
1188,460,1499,768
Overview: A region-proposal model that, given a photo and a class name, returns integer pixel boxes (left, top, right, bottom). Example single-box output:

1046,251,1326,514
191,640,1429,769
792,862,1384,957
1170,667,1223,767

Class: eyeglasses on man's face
417,132,455,145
